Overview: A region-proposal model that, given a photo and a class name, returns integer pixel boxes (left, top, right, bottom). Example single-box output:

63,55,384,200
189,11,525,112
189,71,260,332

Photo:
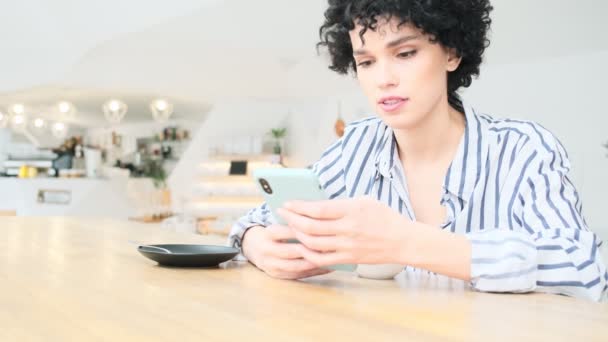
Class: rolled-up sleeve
467,139,607,301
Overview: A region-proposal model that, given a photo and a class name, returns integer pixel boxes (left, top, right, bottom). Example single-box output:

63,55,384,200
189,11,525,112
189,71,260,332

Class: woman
228,0,607,301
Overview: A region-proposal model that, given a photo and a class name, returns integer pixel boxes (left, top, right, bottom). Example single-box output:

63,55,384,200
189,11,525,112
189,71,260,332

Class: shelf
190,196,264,204
194,185,258,198
159,140,190,145
4,160,53,168
186,155,280,228
129,214,172,223
209,154,279,162
199,175,254,183
184,205,253,218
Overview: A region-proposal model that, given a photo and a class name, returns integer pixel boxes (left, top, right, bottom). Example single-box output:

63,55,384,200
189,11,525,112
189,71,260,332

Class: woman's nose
376,60,400,89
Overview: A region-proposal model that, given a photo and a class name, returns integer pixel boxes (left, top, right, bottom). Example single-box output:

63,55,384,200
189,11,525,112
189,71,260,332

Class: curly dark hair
318,0,493,110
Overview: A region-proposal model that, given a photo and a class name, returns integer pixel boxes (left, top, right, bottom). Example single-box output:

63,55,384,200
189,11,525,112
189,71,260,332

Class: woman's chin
380,111,425,130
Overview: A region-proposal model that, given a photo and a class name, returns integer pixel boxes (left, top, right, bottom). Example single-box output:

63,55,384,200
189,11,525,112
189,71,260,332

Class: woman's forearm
396,222,472,281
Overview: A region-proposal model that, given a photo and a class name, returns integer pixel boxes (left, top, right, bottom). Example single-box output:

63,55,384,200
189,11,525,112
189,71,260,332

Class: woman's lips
378,97,408,113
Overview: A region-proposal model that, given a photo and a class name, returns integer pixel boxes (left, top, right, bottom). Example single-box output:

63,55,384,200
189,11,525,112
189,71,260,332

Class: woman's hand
241,225,333,280
277,197,410,267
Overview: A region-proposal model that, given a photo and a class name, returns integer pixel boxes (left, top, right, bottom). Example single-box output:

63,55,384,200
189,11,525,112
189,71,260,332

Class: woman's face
349,17,461,129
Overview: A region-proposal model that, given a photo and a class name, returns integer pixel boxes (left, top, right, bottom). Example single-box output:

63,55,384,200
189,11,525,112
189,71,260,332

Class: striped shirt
228,102,608,301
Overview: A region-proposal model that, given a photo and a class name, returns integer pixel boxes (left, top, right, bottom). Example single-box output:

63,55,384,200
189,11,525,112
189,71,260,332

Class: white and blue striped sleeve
227,201,276,256
227,138,347,257
467,138,608,301
312,138,348,200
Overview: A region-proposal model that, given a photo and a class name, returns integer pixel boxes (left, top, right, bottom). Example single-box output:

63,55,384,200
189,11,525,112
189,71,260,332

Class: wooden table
0,210,16,216
1,217,607,341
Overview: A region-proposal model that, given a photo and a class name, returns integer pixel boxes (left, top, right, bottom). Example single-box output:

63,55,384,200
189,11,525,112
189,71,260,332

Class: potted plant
144,158,167,189
142,158,171,219
269,128,287,164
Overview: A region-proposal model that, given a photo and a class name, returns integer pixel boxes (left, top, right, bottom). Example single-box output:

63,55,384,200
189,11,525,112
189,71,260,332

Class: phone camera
259,178,273,194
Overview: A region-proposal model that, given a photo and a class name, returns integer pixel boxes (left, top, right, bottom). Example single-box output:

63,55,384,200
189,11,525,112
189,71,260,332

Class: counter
0,177,134,218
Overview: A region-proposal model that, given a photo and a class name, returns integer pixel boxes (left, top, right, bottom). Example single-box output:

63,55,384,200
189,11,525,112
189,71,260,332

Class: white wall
0,0,221,92
283,96,369,167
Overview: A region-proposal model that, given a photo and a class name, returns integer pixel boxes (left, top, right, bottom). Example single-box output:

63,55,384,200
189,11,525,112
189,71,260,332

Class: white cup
356,264,404,280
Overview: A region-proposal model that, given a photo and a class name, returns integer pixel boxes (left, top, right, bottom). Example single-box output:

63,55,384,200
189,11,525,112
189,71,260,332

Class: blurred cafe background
1,0,607,242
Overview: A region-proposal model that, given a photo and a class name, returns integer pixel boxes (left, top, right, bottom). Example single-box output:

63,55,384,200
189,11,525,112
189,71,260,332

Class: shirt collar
373,125,398,179
373,102,487,202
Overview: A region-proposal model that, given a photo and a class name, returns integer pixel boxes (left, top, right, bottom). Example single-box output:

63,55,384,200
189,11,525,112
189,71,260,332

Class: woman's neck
393,98,465,165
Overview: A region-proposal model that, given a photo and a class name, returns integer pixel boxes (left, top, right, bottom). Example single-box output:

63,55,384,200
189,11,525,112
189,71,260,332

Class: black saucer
138,244,239,267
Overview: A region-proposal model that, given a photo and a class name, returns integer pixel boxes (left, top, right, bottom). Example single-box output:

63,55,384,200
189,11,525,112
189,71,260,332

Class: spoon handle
139,245,172,254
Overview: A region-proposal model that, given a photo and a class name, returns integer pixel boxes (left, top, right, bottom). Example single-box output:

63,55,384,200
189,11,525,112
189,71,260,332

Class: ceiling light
9,103,25,116
103,99,128,124
57,101,77,119
51,122,68,139
10,113,28,132
34,118,45,128
150,98,174,123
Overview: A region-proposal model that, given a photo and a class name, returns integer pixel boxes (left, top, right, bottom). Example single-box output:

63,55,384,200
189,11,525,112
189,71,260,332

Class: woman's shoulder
475,111,568,165
345,116,384,130
340,116,387,148
477,112,562,152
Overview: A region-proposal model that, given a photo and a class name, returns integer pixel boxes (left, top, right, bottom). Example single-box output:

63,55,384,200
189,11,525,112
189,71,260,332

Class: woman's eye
397,50,417,58
357,60,373,68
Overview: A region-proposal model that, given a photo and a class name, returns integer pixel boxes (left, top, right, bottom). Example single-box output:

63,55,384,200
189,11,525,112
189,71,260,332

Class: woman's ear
446,49,462,72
